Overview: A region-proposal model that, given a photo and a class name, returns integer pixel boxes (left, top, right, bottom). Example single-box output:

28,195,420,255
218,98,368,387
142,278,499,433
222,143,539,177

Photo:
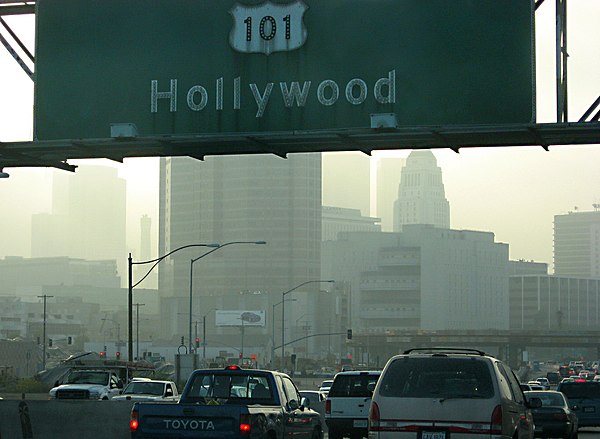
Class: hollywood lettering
150,70,395,117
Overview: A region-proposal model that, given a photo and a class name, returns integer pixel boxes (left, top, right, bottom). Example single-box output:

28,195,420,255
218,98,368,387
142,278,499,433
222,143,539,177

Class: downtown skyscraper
393,150,450,232
158,154,322,343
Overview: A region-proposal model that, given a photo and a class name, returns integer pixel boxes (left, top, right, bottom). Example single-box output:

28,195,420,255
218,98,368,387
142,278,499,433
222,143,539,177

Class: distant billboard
216,310,266,327
34,0,534,142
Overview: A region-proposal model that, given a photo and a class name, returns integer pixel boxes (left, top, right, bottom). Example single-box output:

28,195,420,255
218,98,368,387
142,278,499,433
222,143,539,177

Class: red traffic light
100,351,106,357
116,352,121,359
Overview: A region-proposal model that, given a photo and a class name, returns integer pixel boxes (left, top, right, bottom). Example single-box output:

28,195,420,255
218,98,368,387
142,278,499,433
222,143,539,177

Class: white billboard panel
215,310,265,327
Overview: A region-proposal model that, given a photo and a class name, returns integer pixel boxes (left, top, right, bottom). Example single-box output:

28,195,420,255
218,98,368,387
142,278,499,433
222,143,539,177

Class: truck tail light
130,408,139,432
325,399,331,414
240,413,251,434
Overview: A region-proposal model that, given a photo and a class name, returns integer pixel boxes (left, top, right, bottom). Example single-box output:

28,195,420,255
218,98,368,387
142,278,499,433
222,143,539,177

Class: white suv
368,348,540,439
326,370,381,439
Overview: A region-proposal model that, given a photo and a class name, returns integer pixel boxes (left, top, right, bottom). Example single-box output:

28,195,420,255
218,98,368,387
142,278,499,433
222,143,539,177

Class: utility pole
203,314,207,360
37,294,54,371
134,303,145,361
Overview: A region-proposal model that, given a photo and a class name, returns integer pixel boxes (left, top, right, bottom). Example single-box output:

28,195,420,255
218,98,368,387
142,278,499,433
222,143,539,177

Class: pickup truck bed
130,366,323,439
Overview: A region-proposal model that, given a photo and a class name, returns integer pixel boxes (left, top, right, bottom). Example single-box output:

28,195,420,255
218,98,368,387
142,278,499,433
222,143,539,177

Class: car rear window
378,357,494,399
328,374,380,397
559,382,600,399
184,372,274,403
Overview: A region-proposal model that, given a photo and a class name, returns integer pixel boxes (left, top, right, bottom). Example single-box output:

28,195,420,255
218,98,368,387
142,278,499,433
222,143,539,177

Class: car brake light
490,405,502,434
369,401,380,429
130,408,139,432
240,413,251,434
325,399,331,414
226,365,241,370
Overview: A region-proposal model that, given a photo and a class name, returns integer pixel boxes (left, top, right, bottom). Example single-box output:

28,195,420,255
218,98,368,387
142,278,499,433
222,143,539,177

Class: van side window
496,362,517,402
499,363,524,404
281,377,301,408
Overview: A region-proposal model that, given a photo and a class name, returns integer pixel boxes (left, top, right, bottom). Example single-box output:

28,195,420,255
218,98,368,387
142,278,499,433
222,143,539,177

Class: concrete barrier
0,400,134,439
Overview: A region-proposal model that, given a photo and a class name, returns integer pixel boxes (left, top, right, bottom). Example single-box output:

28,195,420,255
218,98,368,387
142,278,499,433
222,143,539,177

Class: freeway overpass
349,330,600,367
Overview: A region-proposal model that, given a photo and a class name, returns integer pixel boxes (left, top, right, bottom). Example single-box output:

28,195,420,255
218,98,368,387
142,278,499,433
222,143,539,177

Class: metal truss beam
1,122,598,171
0,1,35,16
1,0,599,173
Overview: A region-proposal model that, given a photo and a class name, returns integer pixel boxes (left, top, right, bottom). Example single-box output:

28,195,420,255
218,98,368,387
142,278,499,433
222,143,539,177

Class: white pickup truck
48,369,124,400
112,379,179,402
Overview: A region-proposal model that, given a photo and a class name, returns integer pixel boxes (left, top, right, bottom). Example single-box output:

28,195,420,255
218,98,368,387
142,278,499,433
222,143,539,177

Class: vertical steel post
189,259,194,353
128,253,133,362
556,0,568,122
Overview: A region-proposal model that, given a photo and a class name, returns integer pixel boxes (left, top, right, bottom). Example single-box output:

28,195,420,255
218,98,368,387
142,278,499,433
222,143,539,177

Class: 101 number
243,15,292,41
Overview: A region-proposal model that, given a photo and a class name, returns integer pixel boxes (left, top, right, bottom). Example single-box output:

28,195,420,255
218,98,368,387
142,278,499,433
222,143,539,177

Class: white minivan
368,348,540,439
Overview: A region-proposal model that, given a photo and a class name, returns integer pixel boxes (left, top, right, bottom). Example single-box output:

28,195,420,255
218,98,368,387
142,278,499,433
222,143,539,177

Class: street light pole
188,241,266,354
128,243,220,362
271,298,296,368
134,303,145,361
281,280,334,370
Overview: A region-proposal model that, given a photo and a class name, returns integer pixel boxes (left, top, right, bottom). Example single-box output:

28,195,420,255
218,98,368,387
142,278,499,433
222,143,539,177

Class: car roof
525,390,562,394
402,347,489,356
333,370,381,376
397,347,500,362
128,379,171,384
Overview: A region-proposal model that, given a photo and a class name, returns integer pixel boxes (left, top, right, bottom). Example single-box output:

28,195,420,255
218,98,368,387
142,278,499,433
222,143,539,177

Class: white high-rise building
322,225,510,334
554,208,600,278
322,152,371,216
322,206,380,241
393,150,450,232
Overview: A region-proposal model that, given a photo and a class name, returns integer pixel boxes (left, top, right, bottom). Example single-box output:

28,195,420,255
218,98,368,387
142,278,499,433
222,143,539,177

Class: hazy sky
1,3,599,271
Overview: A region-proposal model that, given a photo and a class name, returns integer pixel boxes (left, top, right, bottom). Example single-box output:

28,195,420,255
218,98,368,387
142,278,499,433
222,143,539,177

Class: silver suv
368,348,540,439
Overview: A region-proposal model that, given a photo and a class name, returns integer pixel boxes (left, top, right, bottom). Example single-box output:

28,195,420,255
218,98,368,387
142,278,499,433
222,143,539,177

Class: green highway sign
34,0,534,141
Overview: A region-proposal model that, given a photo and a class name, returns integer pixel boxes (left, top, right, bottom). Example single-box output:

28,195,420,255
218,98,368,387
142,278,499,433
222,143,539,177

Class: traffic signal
48,338,53,347
181,336,185,346
195,337,200,348
347,329,353,340
116,351,121,359
100,351,106,357
67,336,73,345
291,354,297,365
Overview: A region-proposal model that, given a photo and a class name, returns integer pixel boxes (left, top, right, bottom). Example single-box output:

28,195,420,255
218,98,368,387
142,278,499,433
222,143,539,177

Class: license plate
422,431,447,439
584,407,596,413
353,420,368,428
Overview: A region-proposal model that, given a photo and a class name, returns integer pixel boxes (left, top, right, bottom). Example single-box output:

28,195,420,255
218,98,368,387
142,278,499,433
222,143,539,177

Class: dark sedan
525,390,579,439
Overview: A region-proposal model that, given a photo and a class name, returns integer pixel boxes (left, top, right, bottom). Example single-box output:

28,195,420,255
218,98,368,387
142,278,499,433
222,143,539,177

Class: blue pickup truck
130,365,324,438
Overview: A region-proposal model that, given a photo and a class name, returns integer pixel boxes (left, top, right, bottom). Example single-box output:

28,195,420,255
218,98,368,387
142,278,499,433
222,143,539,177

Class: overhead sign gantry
0,0,599,170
